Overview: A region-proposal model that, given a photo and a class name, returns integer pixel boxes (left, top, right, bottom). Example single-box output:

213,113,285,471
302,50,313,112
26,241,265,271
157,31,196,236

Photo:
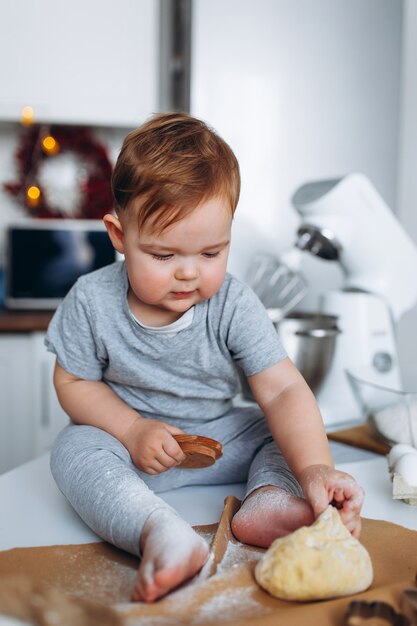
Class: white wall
191,0,417,390
396,0,417,388
191,0,403,307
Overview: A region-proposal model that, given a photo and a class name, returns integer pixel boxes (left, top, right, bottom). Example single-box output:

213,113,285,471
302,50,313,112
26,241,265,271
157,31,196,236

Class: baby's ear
103,214,125,254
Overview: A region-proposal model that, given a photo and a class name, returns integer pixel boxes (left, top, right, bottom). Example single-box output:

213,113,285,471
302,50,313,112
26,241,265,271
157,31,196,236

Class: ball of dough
254,505,373,601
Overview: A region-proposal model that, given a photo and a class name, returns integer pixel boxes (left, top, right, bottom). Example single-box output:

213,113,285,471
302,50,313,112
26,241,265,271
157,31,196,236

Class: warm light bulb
42,135,59,155
21,106,35,126
26,185,41,206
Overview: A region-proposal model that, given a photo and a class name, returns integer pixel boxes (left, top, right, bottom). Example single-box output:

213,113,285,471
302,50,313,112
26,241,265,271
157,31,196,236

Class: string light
42,135,59,155
21,106,35,126
26,185,41,207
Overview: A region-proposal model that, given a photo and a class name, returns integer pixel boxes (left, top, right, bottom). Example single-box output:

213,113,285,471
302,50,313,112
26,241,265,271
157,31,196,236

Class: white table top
1,452,417,552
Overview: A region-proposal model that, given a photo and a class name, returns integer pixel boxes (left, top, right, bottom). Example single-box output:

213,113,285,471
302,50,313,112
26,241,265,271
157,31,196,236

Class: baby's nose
175,258,198,280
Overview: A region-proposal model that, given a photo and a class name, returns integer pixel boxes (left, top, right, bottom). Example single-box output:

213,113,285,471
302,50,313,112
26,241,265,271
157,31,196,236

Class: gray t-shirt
45,262,286,420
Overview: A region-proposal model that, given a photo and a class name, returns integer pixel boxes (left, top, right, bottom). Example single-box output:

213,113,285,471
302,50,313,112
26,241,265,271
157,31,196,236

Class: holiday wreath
3,124,113,219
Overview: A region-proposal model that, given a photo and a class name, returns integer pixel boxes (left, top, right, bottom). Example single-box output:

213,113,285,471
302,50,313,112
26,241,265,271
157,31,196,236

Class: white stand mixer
291,173,417,429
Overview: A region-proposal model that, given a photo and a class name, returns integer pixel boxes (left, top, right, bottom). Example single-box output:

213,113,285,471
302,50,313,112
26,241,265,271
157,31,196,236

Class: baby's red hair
111,112,240,233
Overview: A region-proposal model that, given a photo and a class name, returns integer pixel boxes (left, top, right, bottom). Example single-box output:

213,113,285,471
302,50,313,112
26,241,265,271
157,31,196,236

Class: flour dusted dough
254,505,373,601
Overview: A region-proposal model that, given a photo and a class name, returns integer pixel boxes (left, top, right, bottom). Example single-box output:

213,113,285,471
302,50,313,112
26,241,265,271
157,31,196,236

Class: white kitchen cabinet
0,332,68,474
0,335,34,474
0,0,159,127
31,332,69,457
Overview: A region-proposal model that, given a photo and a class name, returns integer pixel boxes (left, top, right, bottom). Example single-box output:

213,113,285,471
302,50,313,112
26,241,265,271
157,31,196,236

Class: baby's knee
52,423,99,455
50,425,90,478
50,424,125,478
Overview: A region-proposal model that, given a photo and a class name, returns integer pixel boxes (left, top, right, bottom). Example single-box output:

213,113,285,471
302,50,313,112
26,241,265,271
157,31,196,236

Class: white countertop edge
1,453,416,553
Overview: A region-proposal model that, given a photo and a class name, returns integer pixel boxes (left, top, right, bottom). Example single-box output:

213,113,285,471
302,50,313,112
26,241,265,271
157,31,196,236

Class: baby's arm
248,358,364,536
53,361,186,474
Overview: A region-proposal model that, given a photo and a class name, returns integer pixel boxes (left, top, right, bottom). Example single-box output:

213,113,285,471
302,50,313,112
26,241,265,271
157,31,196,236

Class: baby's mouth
171,290,196,299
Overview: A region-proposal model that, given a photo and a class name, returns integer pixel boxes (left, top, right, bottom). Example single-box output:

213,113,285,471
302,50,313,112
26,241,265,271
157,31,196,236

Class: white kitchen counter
1,449,417,552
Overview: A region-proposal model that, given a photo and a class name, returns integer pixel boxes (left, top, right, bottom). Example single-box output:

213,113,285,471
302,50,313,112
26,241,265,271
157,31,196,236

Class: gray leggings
50,405,303,557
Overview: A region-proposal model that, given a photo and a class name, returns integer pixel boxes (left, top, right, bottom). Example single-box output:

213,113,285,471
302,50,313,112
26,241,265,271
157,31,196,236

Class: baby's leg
51,425,208,602
231,440,314,547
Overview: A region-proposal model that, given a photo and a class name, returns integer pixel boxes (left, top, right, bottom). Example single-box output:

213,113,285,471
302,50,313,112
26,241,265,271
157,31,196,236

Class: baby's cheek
133,274,168,302
200,267,227,299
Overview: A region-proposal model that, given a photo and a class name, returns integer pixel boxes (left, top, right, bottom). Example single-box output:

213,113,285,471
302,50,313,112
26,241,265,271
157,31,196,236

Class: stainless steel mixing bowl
240,312,340,400
277,312,341,392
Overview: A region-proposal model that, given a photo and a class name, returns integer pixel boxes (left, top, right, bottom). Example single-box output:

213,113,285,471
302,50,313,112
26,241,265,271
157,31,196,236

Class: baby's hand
298,464,365,538
121,418,186,474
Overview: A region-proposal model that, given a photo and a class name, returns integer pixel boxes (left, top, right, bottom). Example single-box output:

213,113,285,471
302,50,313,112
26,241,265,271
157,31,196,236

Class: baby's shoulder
209,273,258,318
217,272,257,302
75,261,125,296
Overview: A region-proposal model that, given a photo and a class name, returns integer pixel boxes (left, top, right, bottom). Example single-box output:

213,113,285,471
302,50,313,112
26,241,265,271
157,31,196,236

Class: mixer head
291,173,417,321
296,225,341,261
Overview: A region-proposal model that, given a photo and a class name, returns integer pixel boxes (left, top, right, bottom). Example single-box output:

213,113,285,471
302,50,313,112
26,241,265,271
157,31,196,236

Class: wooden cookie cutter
344,600,411,626
402,588,417,624
173,434,223,469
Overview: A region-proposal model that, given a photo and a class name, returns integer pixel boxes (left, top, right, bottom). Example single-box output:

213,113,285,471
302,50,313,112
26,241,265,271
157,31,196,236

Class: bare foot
231,485,314,548
132,508,209,602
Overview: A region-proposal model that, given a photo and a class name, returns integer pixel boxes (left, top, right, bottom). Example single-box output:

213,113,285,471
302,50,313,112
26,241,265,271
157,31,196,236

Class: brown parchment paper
0,496,416,626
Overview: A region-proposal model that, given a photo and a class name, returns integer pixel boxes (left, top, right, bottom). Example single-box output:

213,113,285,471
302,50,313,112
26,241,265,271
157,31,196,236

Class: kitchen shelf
0,309,54,333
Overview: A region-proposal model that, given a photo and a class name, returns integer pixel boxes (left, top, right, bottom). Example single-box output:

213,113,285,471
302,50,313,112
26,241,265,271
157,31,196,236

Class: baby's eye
152,254,173,261
203,251,220,258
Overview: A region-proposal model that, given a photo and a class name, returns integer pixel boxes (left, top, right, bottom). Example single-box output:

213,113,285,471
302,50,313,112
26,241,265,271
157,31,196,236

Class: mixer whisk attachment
245,252,308,322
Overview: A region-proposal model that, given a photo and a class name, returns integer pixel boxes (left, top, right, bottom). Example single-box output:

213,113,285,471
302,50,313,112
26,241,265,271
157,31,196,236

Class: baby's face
122,196,232,325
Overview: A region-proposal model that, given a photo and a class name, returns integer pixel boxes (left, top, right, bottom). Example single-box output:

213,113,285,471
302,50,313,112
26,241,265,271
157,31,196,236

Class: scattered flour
193,585,267,624
217,539,263,572
119,529,266,625
121,570,269,626
52,550,137,604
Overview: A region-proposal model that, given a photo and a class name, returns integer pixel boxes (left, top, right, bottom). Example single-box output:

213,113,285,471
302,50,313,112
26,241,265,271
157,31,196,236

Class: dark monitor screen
5,224,116,309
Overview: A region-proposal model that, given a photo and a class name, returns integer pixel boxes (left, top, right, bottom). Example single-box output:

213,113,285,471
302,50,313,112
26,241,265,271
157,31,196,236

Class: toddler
46,112,364,603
